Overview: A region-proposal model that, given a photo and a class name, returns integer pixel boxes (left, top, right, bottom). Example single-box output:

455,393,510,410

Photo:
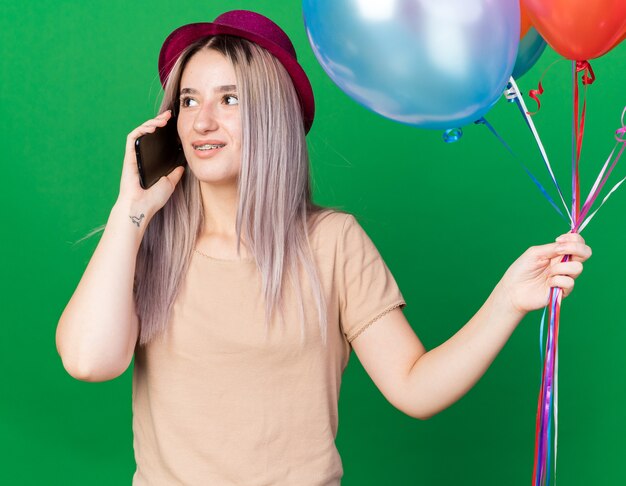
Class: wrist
110,198,154,234
491,280,527,325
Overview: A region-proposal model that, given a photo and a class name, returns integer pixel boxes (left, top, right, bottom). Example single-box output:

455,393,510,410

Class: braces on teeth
195,144,225,150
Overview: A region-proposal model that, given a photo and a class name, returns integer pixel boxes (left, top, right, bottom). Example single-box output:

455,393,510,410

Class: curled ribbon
576,60,596,86
572,60,595,219
616,107,626,143
526,60,565,116
528,82,545,115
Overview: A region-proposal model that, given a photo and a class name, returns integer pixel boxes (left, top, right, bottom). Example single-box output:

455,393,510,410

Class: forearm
56,199,152,381
404,282,525,419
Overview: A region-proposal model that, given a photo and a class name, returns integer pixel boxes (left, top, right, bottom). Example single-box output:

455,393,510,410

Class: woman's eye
180,96,198,108
223,94,239,106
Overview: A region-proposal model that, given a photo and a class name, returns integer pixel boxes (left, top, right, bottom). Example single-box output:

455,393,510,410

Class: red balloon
521,0,626,60
612,30,626,50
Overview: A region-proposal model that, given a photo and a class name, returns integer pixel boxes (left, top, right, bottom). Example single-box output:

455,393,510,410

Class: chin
191,169,240,186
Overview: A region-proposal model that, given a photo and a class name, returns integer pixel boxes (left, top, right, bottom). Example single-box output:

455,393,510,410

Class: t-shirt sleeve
337,214,406,342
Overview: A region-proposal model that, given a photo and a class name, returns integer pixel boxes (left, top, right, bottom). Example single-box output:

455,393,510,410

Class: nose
193,103,219,133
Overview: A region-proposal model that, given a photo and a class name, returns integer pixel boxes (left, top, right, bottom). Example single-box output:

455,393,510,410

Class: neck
199,181,240,237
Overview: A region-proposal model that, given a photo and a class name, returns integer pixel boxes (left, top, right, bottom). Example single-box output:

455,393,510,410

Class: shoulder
307,209,378,260
307,208,355,240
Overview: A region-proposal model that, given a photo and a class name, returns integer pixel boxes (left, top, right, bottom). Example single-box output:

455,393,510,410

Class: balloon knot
576,60,596,85
442,128,463,143
504,82,518,102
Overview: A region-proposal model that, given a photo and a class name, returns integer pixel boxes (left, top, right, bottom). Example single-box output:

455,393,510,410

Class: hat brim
158,22,314,133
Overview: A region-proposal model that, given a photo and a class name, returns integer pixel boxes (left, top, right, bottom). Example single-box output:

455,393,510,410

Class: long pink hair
130,35,337,346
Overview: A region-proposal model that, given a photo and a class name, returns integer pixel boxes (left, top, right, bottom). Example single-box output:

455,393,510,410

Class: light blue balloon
303,0,520,130
512,27,548,79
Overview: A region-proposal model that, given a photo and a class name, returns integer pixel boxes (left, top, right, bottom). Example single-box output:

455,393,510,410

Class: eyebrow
179,85,237,95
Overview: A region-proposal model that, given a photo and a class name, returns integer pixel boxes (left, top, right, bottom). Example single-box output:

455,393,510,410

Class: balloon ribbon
506,70,625,486
571,61,596,221
475,116,566,220
506,78,572,224
532,281,565,486
529,85,625,486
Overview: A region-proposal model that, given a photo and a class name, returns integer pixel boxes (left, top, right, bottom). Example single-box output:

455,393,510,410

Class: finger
555,233,588,262
137,119,168,133
548,275,575,296
555,232,585,245
555,241,592,261
166,165,186,187
549,261,583,279
526,242,565,262
141,112,172,129
128,110,172,142
151,166,185,199
150,109,172,122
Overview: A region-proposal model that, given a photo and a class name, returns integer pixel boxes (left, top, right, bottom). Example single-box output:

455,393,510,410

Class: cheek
229,121,242,146
176,117,191,142
226,111,242,144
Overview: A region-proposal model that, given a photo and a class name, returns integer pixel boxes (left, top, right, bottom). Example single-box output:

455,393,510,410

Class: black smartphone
135,116,185,189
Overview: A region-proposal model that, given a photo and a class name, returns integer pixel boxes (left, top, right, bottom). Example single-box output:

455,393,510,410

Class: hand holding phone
116,111,186,223
135,114,186,189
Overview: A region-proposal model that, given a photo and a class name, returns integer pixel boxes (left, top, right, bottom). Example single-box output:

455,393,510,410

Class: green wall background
2,1,626,484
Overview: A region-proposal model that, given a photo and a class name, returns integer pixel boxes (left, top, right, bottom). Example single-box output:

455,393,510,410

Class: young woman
56,10,591,485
